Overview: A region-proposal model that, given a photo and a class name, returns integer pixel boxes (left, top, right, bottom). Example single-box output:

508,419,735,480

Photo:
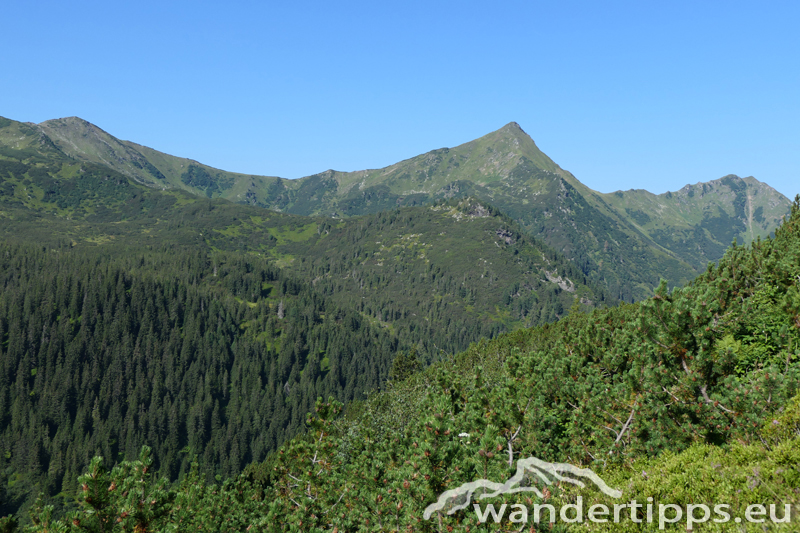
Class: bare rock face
467,204,491,218
544,270,575,292
495,228,515,244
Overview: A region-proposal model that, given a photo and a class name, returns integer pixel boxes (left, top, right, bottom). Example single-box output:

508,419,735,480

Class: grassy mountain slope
292,121,563,212
0,117,63,160
36,117,169,187
600,175,790,268
34,117,282,201
0,116,315,253
126,141,283,203
271,123,791,300
11,114,792,299
262,123,698,299
259,122,585,217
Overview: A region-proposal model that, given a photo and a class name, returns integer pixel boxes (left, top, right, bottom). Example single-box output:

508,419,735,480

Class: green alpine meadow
0,114,798,531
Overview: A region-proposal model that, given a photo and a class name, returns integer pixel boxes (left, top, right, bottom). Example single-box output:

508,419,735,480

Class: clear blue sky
3,1,798,199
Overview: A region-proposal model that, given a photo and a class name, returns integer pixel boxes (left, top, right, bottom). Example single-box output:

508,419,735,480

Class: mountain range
0,114,616,362
10,115,791,300
0,112,797,526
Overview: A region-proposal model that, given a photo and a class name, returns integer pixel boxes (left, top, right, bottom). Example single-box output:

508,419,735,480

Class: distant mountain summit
265,120,569,218
257,121,787,299
0,114,792,299
32,116,282,201
600,175,790,269
37,116,170,185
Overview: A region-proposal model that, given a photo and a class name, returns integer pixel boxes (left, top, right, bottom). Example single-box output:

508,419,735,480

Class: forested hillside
2,113,797,530
0,114,608,360
237,197,800,531
8,198,798,530
0,116,614,521
0,202,612,518
278,199,614,360
0,243,402,518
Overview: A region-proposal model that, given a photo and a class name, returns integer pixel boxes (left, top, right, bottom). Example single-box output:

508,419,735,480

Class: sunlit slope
600,175,791,268
275,198,614,357
35,116,282,202
5,114,792,299
263,122,788,299
1,117,610,361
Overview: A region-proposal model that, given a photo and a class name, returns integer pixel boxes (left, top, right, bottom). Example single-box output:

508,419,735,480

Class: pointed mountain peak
481,121,542,150
455,121,560,175
498,121,527,135
491,121,533,144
